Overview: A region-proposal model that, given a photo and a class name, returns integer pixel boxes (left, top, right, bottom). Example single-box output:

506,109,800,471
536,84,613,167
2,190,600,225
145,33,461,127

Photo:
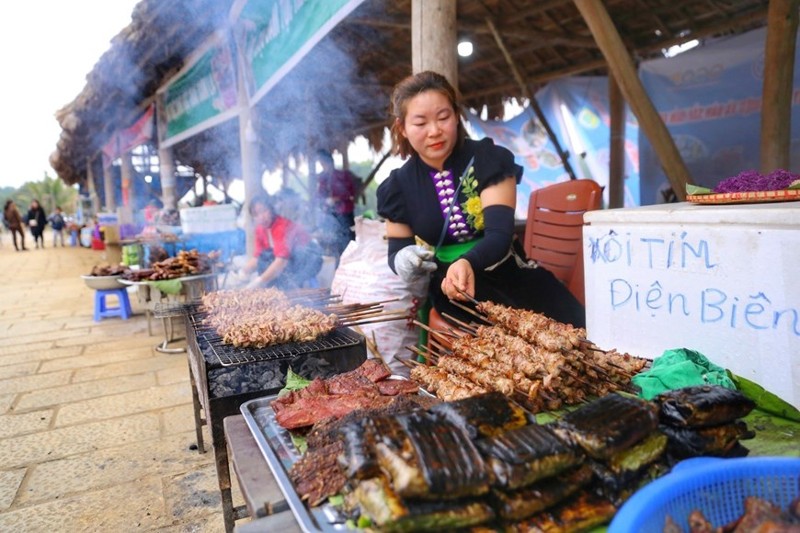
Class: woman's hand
441,259,475,301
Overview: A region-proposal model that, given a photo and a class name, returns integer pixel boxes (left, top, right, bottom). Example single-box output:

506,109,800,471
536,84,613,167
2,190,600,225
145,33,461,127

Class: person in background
3,199,27,251
315,149,358,259
48,206,66,247
376,71,585,327
26,199,48,249
240,195,322,290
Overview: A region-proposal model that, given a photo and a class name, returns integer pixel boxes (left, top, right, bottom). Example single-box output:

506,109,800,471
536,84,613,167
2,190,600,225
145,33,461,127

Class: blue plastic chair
94,288,132,322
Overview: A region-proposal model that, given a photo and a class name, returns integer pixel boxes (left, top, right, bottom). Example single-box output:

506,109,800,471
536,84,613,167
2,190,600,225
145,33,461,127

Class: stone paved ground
0,238,244,532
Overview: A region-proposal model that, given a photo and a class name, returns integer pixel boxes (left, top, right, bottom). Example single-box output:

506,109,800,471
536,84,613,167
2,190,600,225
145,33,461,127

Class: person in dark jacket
26,199,48,249
48,206,66,247
3,199,27,251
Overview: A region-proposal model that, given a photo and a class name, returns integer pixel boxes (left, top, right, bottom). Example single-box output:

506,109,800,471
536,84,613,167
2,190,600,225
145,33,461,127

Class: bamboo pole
759,0,799,173
608,73,626,208
486,17,578,181
573,0,694,200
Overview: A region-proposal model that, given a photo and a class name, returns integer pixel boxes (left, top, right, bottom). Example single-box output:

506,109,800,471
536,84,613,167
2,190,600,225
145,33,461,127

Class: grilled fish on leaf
354,476,495,532
605,431,668,475
477,423,582,490
337,417,380,480
660,419,755,458
429,391,529,439
510,491,617,532
554,393,659,460
655,385,756,427
491,465,594,521
374,411,491,499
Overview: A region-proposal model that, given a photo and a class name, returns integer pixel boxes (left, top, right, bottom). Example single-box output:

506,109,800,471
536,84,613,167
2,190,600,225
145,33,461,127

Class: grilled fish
373,411,491,500
429,391,529,439
509,491,617,532
491,465,594,521
477,423,582,490
660,419,755,458
554,393,659,460
354,476,495,532
655,385,756,427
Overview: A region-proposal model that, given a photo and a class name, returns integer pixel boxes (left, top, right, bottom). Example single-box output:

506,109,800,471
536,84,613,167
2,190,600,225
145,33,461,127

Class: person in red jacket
241,195,322,290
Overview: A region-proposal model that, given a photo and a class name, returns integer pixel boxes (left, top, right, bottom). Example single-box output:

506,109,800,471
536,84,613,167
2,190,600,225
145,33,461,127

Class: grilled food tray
241,394,347,532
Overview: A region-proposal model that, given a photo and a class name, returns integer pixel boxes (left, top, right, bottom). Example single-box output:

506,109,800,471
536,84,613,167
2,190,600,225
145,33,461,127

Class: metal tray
240,377,433,532
240,394,352,532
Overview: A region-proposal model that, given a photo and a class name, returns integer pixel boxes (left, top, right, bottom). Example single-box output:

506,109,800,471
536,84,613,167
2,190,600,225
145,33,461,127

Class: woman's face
400,89,458,170
252,203,274,228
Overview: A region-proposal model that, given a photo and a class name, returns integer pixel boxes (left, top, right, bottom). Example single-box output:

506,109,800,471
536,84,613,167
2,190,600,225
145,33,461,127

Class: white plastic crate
180,205,237,234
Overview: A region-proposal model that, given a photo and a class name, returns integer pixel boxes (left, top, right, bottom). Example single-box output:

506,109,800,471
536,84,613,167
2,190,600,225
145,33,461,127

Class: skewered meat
655,385,756,427
410,365,488,401
476,301,586,351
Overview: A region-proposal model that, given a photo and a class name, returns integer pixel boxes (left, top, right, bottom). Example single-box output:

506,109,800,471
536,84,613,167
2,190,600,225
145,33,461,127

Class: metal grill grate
186,305,362,367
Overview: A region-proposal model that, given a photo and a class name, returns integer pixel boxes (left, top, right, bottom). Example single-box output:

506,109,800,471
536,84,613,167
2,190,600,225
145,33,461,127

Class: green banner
236,0,365,105
158,35,239,147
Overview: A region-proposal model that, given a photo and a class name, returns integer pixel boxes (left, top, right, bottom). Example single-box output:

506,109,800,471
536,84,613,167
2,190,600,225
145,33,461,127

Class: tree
16,173,78,215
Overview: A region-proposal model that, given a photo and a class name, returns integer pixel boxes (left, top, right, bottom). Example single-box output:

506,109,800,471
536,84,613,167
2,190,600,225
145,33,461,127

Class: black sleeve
461,205,515,271
376,170,409,224
387,236,415,274
471,138,523,191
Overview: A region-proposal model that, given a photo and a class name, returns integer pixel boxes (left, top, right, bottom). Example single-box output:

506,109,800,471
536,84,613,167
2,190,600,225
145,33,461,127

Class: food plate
80,274,126,290
687,188,800,205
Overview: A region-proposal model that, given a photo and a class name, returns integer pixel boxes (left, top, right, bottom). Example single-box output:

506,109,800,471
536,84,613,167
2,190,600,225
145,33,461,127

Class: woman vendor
376,71,585,327
241,195,322,290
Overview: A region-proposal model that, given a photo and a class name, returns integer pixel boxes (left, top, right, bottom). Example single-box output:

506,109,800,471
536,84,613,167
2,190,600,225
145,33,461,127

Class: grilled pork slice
554,393,659,460
509,491,618,532
476,423,582,490
288,441,346,507
655,385,756,427
373,411,491,500
490,464,594,521
354,476,495,532
429,391,529,439
660,419,755,458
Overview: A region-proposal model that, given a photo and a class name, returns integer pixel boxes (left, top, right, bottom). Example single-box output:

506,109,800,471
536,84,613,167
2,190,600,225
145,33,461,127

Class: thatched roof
51,0,770,186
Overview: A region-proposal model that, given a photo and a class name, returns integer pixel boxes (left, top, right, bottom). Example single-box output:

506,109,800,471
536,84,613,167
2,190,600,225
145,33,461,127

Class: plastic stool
94,288,132,322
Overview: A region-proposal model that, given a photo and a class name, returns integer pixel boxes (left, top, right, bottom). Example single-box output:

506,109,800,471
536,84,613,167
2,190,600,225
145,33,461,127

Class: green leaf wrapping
728,372,800,422
686,184,713,195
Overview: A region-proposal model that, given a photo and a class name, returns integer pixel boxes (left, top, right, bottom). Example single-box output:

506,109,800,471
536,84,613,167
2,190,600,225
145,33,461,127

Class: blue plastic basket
609,457,800,533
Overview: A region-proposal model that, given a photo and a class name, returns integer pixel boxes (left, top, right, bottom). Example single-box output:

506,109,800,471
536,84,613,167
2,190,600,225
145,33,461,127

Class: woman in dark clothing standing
3,199,27,251
26,199,47,249
376,71,585,327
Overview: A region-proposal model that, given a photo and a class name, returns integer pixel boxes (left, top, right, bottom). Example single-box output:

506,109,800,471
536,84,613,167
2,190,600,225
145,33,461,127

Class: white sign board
583,203,800,408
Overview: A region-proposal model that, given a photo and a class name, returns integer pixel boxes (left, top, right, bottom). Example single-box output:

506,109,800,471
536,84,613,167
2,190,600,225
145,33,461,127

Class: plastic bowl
80,274,126,290
609,457,800,532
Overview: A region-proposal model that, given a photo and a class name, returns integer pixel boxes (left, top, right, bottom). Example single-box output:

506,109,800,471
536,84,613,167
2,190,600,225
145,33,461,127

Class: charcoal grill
182,303,366,532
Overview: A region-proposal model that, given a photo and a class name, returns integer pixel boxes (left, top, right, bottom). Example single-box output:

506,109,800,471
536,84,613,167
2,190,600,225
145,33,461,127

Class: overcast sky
0,1,140,189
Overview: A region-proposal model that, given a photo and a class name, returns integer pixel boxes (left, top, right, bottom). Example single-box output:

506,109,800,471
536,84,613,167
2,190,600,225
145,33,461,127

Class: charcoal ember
292,356,336,381
208,364,285,398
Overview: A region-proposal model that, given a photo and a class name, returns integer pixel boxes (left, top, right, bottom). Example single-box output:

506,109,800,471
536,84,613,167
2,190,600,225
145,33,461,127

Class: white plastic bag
331,217,427,376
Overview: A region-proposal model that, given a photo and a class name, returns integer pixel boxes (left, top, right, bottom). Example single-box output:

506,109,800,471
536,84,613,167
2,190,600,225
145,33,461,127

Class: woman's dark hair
248,195,274,216
389,70,467,159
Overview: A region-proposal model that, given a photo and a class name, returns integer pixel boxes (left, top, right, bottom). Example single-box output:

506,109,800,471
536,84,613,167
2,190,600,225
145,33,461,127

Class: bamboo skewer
441,312,478,335
453,286,480,305
449,300,493,324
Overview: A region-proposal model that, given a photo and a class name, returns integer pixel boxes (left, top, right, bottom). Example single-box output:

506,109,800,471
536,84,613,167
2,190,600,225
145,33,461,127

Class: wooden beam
486,17,578,181
574,0,694,200
608,73,626,208
760,0,799,173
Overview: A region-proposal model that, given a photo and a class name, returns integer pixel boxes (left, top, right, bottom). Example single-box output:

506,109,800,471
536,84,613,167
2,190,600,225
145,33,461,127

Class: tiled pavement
0,239,244,532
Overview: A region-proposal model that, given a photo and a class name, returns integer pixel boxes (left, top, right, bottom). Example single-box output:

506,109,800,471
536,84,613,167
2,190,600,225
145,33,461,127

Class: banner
157,33,239,148
467,77,640,218
234,0,366,105
101,105,155,168
639,27,800,205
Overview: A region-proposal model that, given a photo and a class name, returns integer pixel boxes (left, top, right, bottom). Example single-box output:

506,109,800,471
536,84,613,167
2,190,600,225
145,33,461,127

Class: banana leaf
728,372,800,422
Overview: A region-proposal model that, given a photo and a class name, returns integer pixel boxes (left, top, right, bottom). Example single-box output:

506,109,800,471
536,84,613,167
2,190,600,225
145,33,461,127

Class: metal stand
153,302,189,353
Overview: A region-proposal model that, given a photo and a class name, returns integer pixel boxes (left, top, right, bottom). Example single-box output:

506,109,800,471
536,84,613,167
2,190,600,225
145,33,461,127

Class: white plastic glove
394,245,437,283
